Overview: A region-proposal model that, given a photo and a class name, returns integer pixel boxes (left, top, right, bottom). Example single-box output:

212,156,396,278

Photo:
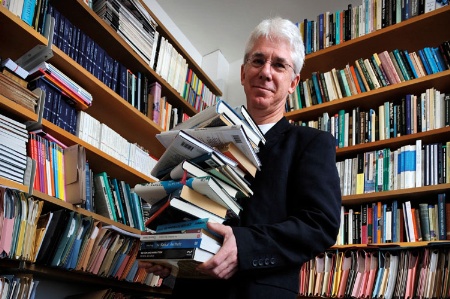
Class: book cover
151,130,238,179
93,172,117,222
156,125,260,170
185,176,242,217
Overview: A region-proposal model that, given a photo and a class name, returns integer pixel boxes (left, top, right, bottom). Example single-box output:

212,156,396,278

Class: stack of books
134,99,264,275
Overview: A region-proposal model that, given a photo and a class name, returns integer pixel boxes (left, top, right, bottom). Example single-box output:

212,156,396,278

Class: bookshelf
290,4,450,299
0,0,222,297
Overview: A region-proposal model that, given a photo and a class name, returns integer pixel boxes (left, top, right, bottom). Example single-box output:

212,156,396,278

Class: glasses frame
245,55,294,73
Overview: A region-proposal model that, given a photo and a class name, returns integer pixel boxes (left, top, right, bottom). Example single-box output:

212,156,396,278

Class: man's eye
273,62,286,70
252,58,265,66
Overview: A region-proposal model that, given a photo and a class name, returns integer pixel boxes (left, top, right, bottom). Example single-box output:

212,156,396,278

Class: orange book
217,142,257,177
411,208,419,242
349,65,362,94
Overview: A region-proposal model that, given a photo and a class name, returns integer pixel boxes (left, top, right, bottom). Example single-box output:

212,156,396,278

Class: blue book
156,218,209,233
21,0,37,26
311,73,323,104
405,94,412,135
372,256,384,298
432,47,447,72
306,20,312,54
391,200,398,242
335,10,340,45
140,238,203,250
318,13,324,50
353,65,367,93
403,50,418,79
423,47,439,74
418,49,432,75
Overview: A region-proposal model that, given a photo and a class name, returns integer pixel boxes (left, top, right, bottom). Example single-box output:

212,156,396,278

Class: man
144,17,341,299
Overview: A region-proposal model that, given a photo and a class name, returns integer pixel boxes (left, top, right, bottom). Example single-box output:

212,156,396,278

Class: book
150,130,238,179
233,104,266,144
134,180,184,206
136,247,214,263
184,176,242,217
172,99,264,149
216,142,257,177
162,159,244,199
156,125,261,171
140,228,222,254
93,172,118,222
144,193,226,231
155,218,210,233
179,185,228,218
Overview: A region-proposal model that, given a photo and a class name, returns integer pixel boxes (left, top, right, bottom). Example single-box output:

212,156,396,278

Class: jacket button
264,258,270,265
270,258,275,264
252,259,258,267
258,259,263,266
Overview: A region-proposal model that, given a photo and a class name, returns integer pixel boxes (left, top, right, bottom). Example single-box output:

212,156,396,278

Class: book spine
137,248,197,260
140,238,203,250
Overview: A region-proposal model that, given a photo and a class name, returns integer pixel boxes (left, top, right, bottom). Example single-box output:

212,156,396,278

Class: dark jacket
171,117,342,299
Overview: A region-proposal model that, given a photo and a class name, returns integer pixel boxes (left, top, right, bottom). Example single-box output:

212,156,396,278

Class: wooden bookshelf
0,0,223,297
292,5,450,299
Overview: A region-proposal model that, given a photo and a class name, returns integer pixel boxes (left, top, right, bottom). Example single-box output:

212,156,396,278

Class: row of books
336,140,449,196
90,0,219,114
93,0,158,67
28,131,67,200
0,186,170,288
337,194,448,246
0,112,30,185
4,0,49,30
298,0,448,54
295,88,450,148
28,77,78,135
92,171,146,231
0,65,38,113
146,81,188,132
287,41,450,111
0,274,38,299
299,245,450,299
76,110,157,178
0,187,44,261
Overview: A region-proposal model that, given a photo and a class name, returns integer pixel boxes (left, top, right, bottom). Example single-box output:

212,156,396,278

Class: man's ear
240,64,245,85
288,74,301,94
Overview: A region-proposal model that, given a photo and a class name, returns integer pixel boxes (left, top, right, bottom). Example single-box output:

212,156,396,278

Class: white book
174,99,263,149
415,139,423,188
404,144,416,189
151,130,238,179
402,201,416,242
157,125,261,170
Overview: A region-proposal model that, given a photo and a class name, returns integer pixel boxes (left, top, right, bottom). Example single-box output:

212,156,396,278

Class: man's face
241,36,300,117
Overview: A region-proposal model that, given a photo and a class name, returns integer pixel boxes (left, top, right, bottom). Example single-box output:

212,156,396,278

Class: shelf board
0,259,173,296
342,183,450,205
301,5,450,77
285,69,450,123
335,126,450,159
331,240,450,250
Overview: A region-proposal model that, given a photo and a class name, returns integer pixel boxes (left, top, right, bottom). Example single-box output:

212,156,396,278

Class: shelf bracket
15,15,55,72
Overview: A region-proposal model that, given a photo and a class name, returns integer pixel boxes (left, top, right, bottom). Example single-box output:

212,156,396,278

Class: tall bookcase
288,4,450,299
0,0,221,297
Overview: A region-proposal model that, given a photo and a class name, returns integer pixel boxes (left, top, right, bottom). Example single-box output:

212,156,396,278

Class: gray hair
244,17,305,75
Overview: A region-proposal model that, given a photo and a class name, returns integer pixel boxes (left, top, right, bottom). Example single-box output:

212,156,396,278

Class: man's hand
138,261,172,278
196,222,238,279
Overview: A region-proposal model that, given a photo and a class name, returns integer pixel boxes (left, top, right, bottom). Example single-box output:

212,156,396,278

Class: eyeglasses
246,56,294,73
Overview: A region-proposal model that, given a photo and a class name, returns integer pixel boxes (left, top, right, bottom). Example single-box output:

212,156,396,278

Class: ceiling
155,0,362,64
